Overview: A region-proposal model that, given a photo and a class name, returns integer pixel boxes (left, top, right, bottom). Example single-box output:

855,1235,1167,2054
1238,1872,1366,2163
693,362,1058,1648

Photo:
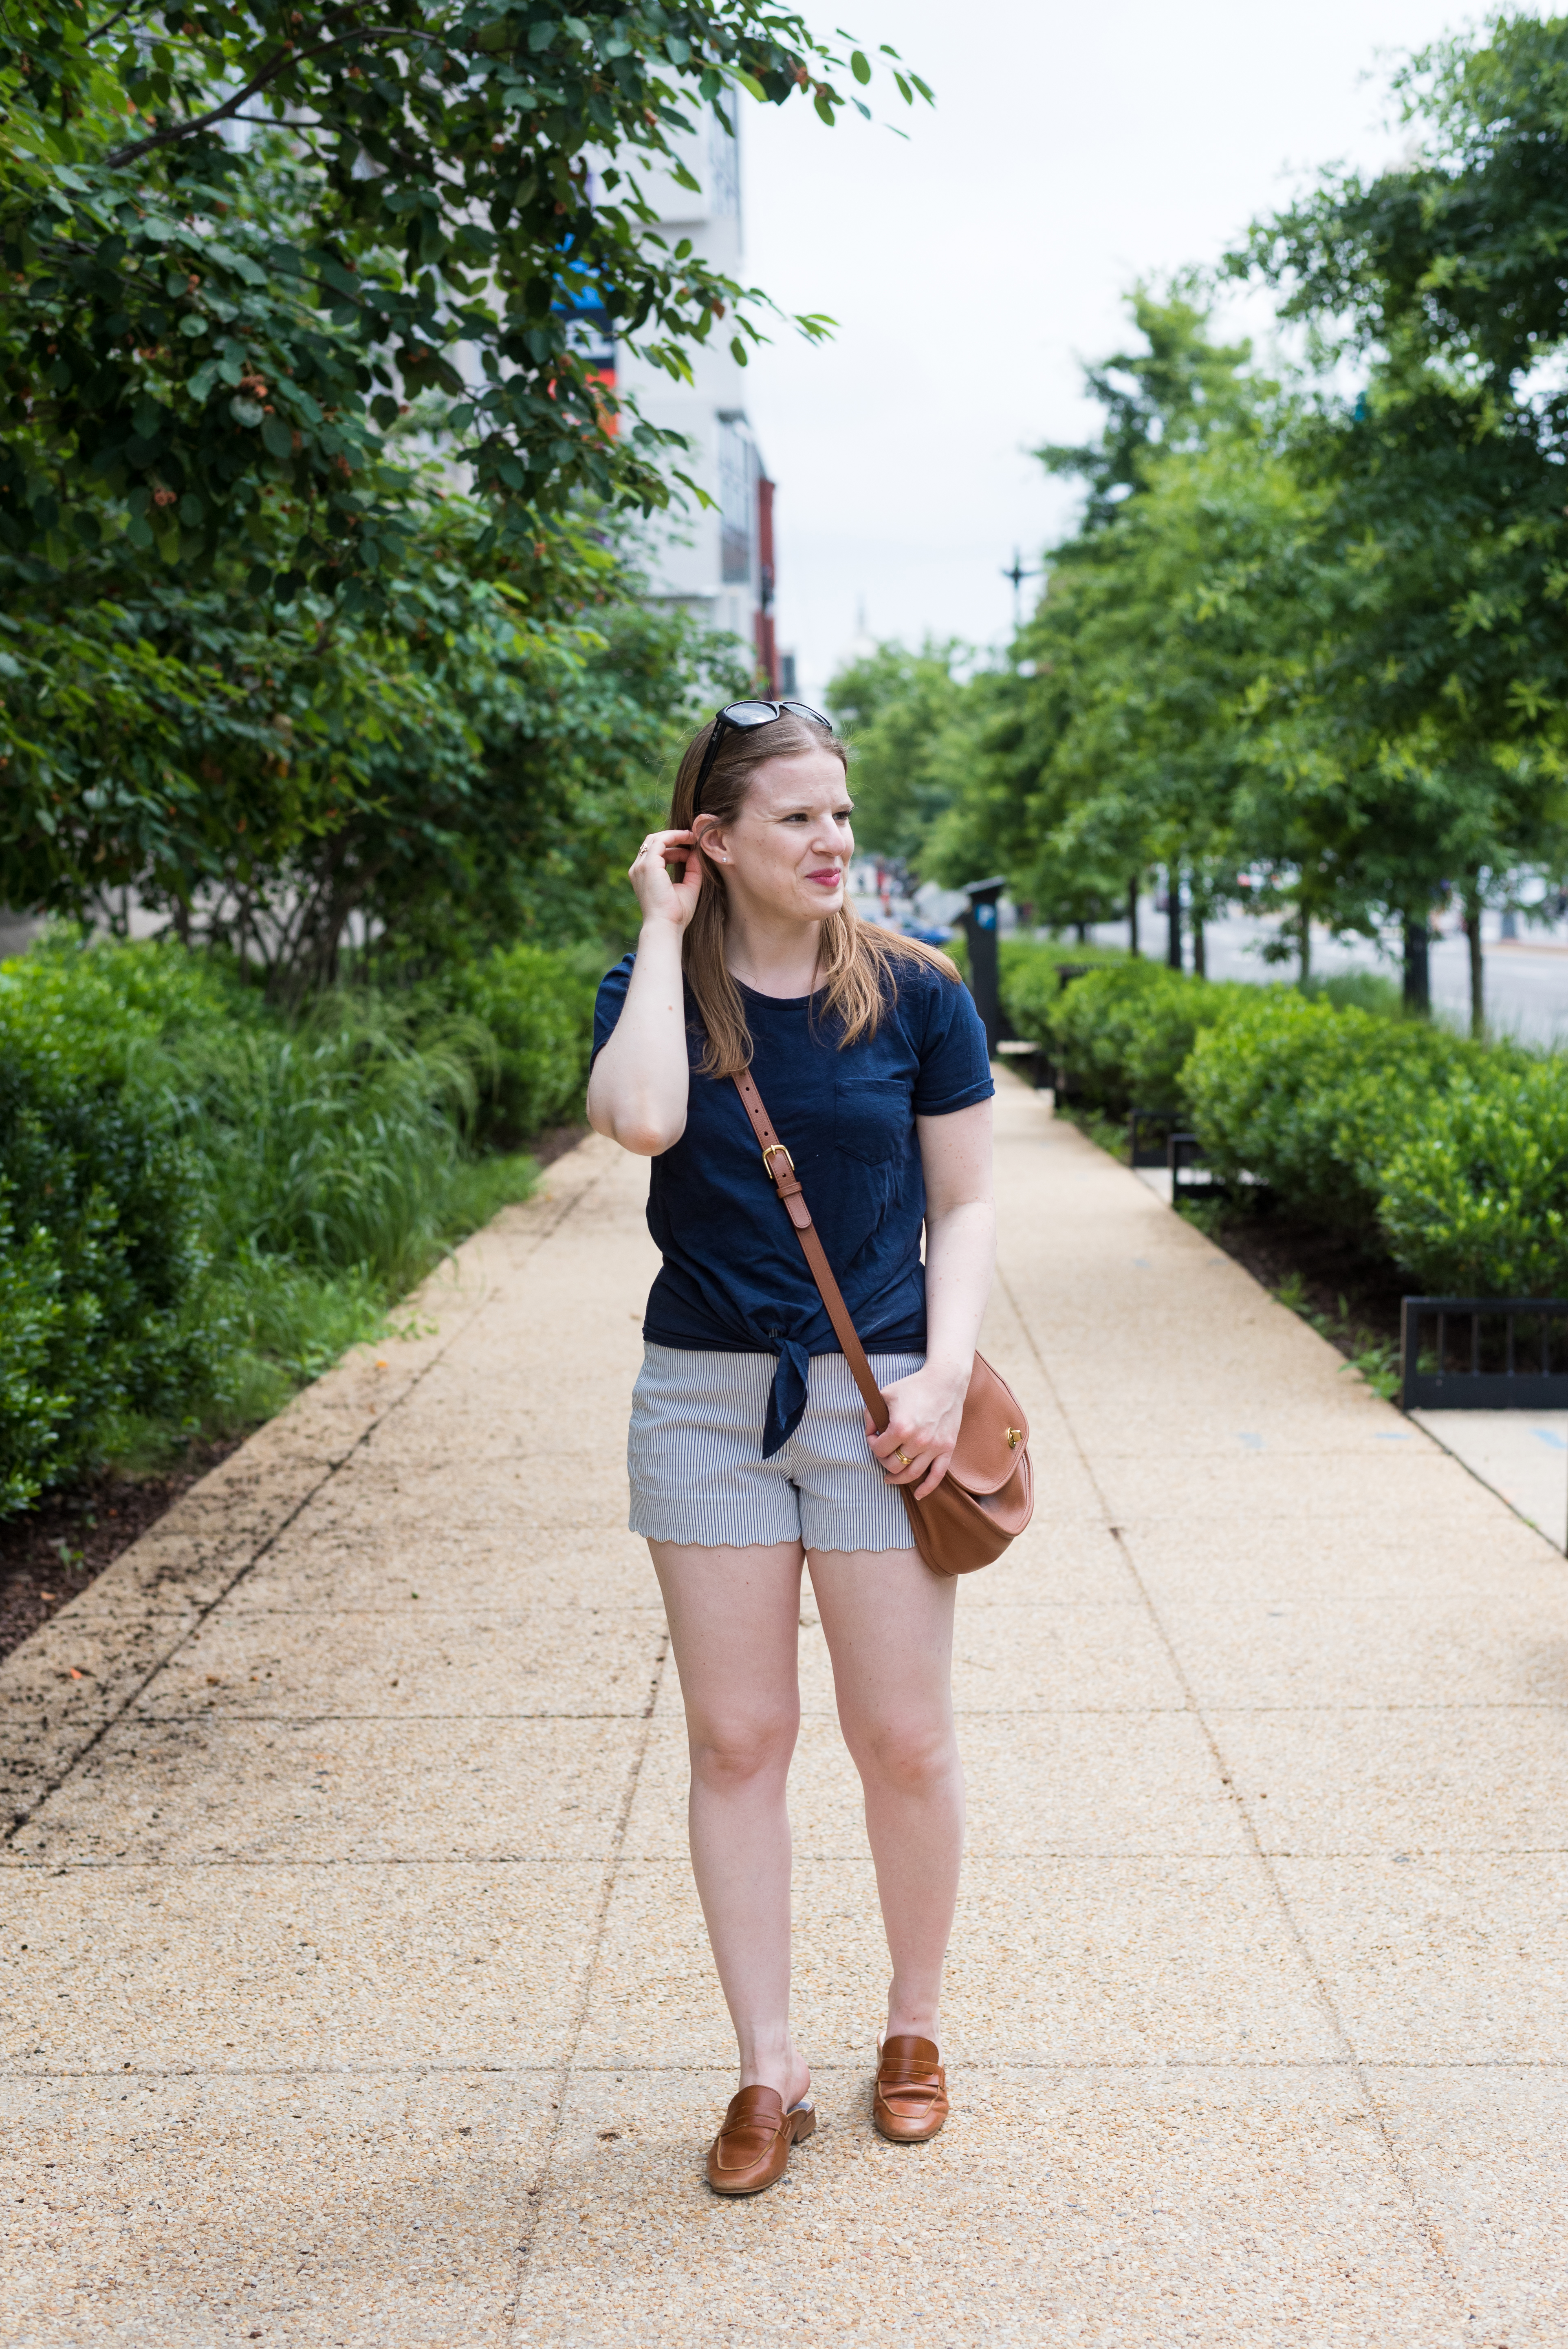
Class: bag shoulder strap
731,1067,891,1434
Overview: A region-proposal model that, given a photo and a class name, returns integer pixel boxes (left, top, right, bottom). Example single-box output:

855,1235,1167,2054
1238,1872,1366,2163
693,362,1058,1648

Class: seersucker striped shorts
627,1343,924,1553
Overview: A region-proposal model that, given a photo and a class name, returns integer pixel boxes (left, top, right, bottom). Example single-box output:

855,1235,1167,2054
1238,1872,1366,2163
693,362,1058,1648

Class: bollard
961,877,1006,1057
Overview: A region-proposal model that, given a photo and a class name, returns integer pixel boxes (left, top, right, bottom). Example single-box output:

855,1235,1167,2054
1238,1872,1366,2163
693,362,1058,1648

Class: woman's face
697,749,855,926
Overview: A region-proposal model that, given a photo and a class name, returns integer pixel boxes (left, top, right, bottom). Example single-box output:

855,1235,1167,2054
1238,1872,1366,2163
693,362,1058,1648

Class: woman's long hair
670,711,962,1078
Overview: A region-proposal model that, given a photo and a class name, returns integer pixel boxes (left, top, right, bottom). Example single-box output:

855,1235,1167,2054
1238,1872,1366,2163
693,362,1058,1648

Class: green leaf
230,396,264,428
260,415,295,460
729,336,748,367
850,49,870,83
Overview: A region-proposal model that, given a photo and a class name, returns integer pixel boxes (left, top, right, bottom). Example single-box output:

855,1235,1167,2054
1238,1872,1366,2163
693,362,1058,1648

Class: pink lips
807,868,843,889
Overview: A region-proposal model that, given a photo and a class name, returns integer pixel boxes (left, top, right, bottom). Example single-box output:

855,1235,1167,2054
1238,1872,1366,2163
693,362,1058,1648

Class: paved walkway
4,1073,1567,2345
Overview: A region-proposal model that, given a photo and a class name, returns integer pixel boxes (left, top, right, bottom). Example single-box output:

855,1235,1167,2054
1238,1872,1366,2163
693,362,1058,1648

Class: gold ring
893,1448,910,1468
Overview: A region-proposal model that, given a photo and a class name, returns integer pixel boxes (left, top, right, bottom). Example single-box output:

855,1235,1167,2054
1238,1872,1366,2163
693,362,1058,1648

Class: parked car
901,921,954,946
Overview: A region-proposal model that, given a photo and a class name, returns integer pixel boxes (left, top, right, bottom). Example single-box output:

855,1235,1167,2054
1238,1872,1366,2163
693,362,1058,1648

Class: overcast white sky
736,1,1534,703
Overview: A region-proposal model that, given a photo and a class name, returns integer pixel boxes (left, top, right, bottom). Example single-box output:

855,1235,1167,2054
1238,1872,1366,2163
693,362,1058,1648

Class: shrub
1013,959,1252,1116
0,1189,74,1516
997,941,1568,1300
451,941,597,1140
998,937,1128,1054
0,936,550,1516
1377,1061,1568,1294
1302,970,1404,1018
1182,994,1496,1231
0,941,213,1509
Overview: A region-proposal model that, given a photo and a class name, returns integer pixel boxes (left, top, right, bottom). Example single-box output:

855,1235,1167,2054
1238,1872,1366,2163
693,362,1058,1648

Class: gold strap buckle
762,1142,795,1179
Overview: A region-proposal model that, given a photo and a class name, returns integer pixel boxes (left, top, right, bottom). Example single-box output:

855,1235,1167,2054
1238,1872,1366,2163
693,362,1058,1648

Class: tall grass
157,993,537,1439
0,939,557,1507
151,992,496,1292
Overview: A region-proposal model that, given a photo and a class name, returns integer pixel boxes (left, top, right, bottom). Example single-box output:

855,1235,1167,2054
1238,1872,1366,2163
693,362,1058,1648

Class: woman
587,699,995,2195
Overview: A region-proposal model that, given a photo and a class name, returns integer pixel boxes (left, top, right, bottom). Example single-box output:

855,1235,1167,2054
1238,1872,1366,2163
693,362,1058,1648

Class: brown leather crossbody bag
732,1069,1034,1578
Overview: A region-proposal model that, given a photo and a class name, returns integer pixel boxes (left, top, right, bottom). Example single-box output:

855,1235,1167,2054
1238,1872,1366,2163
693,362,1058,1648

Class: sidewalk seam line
1,1158,606,1853
994,1249,1476,2325
503,1623,669,2327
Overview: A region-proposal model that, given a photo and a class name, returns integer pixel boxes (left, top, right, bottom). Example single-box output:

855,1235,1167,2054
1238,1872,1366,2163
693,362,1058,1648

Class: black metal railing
1401,1297,1568,1410
1168,1130,1224,1203
1127,1106,1179,1168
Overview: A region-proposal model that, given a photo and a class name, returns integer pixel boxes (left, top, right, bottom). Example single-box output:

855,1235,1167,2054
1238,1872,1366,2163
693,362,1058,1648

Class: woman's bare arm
868,1097,996,1500
587,830,703,1156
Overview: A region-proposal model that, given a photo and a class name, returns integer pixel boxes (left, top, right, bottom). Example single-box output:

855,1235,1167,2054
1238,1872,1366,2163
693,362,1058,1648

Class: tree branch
85,0,152,42
104,24,457,167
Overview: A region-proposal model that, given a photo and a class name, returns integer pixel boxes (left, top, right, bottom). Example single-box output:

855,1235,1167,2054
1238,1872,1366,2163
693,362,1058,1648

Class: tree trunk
1402,918,1431,1015
1191,906,1206,979
1075,920,1089,943
1127,875,1140,958
1166,865,1182,971
1465,893,1484,1038
1297,903,1310,987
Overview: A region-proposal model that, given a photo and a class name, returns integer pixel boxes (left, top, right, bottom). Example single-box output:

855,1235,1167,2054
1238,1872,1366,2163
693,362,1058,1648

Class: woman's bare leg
808,1547,962,2045
647,1538,811,2105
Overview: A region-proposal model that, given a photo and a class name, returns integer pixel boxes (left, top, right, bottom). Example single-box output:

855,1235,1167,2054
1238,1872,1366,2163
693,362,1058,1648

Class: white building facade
596,101,781,689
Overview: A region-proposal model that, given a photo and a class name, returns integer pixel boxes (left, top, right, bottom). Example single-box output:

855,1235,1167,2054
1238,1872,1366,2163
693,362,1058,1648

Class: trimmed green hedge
0,934,595,1517
1182,994,1500,1232
995,937,1127,1048
1020,955,1568,1297
1376,1062,1568,1295
1002,950,1249,1116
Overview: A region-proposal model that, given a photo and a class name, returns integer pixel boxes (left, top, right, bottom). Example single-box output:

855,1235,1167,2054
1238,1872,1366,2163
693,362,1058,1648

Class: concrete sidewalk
4,1072,1568,2345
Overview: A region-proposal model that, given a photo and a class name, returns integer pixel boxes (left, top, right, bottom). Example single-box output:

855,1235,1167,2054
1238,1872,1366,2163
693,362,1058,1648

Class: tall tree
828,637,978,874
1238,12,1568,1020
0,2,927,955
926,293,1281,948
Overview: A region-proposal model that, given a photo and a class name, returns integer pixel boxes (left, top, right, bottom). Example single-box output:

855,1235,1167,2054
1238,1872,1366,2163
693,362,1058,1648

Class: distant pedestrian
588,699,995,2194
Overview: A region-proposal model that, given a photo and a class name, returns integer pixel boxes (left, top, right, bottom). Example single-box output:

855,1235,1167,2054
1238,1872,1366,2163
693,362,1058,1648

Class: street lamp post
1002,549,1041,633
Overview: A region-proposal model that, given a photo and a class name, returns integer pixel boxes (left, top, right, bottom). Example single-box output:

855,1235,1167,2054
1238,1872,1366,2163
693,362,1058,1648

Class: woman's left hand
866,1361,969,1501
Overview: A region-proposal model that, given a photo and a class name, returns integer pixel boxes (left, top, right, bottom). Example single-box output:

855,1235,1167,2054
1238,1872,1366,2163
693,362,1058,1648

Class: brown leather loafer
872,2035,949,2143
705,2087,815,2195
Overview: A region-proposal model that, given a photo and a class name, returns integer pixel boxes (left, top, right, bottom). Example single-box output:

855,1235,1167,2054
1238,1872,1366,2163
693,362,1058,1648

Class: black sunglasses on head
692,699,834,816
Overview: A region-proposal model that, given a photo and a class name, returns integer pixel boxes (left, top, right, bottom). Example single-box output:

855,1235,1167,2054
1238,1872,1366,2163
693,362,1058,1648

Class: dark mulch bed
0,1126,589,1669
1198,1197,1407,1363
529,1122,589,1170
0,1438,244,1668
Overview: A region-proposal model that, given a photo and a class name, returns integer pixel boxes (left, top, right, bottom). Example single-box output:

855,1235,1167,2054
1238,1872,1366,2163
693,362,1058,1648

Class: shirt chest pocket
835,1076,912,1166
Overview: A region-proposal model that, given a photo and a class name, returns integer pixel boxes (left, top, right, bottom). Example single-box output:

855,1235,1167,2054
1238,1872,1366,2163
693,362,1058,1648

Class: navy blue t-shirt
592,952,993,1453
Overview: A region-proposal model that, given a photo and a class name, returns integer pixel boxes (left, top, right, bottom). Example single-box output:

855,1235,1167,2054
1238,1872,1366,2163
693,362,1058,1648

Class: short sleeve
591,953,636,1068
911,966,995,1116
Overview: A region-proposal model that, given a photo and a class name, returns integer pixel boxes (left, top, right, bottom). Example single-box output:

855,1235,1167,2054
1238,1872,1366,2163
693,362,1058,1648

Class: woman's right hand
630,828,707,931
